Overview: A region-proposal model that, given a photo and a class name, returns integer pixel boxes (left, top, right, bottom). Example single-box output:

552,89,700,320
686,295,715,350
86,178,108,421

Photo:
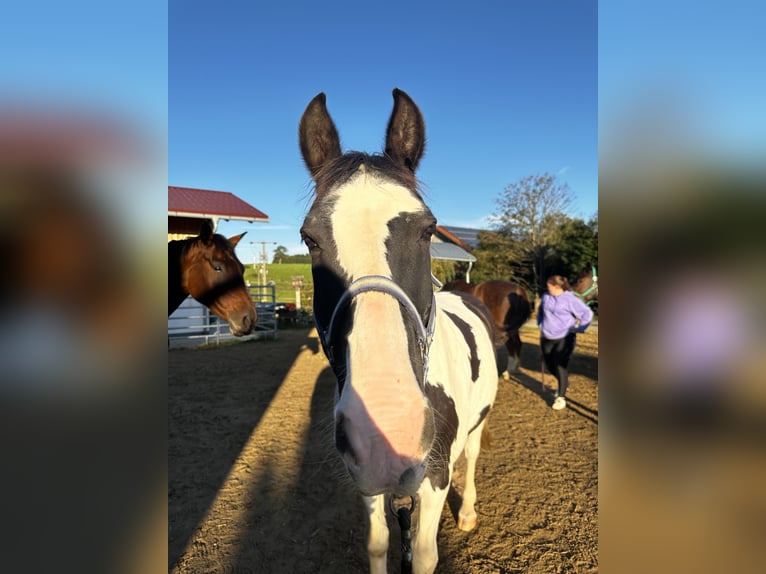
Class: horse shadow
222,361,372,572
223,357,471,573
168,332,316,570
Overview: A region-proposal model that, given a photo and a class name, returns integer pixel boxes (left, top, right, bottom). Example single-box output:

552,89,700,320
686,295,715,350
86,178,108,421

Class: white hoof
457,511,477,532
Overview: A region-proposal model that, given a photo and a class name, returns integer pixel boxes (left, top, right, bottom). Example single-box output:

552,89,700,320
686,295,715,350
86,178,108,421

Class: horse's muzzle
228,309,256,336
335,409,432,496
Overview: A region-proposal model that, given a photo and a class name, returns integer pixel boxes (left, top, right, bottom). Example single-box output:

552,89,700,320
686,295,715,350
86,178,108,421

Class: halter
574,265,598,299
315,274,440,385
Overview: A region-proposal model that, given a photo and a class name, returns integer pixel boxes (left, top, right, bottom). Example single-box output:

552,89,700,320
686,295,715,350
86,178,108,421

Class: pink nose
334,412,431,495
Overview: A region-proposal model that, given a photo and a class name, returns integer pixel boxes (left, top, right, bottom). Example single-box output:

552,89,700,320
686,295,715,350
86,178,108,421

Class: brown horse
168,221,257,336
442,279,532,379
572,265,598,310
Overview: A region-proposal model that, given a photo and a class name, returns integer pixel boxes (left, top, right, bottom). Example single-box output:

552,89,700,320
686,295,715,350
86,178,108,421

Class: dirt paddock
169,325,598,573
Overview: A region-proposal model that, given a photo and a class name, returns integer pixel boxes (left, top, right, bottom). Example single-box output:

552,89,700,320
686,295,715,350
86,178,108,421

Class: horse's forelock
183,233,239,265
576,267,593,280
312,152,422,199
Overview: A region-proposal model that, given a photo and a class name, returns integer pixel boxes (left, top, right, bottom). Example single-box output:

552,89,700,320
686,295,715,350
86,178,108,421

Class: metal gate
167,283,278,348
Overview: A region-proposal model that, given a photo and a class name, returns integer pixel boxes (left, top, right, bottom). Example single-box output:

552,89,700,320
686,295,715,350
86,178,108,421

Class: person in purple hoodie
537,274,594,410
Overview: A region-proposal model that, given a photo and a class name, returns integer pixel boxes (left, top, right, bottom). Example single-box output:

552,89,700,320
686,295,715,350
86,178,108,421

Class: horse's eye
212,262,224,272
303,234,320,252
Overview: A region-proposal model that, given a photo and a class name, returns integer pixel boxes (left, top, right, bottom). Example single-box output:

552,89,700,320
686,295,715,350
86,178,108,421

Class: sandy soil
169,325,598,573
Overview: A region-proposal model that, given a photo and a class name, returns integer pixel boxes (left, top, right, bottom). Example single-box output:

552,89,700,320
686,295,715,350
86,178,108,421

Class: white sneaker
552,396,566,410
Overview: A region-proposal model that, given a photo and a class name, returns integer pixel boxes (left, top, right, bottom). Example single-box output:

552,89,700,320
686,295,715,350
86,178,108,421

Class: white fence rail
168,284,278,348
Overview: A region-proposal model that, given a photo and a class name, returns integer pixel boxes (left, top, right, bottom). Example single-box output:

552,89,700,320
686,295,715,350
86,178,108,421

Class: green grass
244,263,313,306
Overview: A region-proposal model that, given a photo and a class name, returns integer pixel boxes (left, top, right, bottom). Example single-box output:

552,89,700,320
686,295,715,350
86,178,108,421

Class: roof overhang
168,210,269,223
430,242,476,262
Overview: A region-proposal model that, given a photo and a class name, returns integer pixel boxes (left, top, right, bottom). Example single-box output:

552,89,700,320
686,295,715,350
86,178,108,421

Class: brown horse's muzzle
208,290,257,336
225,304,257,336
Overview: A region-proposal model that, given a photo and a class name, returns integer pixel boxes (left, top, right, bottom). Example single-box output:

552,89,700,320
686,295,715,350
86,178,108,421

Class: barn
168,185,269,240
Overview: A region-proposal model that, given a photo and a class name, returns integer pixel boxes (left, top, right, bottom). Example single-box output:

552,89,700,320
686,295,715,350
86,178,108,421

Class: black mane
312,151,423,198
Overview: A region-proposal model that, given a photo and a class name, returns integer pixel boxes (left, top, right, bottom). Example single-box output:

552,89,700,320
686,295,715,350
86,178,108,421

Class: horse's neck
168,240,190,314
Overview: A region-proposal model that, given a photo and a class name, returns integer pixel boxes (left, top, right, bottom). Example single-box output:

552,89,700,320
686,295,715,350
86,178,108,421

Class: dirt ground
169,324,598,573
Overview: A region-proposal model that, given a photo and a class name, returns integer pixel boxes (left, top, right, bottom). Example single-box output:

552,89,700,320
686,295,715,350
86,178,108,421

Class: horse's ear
299,92,342,181
199,220,214,244
385,88,426,173
228,231,246,247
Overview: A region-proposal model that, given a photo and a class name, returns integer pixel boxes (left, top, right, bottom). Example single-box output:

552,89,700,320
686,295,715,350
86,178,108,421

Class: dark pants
540,333,576,397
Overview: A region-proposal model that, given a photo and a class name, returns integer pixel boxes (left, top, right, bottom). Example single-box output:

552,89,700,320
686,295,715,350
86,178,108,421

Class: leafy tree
545,213,598,281
272,245,289,264
490,173,574,293
471,231,516,282
430,259,458,284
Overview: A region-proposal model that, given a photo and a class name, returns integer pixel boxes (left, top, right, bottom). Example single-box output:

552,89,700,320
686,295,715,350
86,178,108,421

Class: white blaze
330,171,425,280
330,170,429,473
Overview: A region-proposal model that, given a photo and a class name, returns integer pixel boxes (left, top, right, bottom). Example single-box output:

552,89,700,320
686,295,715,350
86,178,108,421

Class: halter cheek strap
574,265,598,299
316,274,439,385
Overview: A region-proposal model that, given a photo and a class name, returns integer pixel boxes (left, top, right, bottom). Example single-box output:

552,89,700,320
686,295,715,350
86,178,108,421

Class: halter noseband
316,274,440,385
574,265,598,299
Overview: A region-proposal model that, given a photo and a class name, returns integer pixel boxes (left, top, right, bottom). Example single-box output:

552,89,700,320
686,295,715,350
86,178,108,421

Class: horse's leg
364,494,389,574
457,421,486,531
501,342,511,380
504,331,521,377
413,479,451,574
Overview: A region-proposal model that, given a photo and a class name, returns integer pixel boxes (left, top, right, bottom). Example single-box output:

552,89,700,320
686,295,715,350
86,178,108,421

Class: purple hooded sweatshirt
537,290,593,340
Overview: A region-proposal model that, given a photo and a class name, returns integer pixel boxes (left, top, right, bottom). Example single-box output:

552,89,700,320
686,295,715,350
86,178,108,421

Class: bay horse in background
168,221,257,336
572,265,598,311
442,279,532,379
299,89,498,574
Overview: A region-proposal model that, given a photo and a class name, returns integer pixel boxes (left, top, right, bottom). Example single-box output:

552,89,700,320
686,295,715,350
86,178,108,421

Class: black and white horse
299,89,498,574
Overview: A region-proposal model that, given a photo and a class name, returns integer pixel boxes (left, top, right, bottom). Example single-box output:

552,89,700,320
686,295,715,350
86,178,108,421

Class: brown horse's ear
228,231,246,247
199,220,214,244
385,88,426,173
299,92,342,181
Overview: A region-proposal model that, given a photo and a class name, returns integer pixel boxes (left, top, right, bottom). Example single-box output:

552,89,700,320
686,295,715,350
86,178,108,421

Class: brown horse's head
572,266,598,304
170,222,257,336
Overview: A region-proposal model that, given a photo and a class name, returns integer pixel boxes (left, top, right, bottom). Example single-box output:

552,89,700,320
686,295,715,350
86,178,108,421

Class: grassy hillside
245,261,491,310
244,263,313,306
244,261,461,307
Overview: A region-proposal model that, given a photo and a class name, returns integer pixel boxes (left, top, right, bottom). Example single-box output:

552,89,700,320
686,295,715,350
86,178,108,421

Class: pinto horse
442,279,531,379
168,221,257,336
299,89,498,574
572,265,598,310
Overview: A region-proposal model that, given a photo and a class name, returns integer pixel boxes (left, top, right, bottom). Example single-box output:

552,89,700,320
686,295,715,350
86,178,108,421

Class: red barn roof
168,186,269,222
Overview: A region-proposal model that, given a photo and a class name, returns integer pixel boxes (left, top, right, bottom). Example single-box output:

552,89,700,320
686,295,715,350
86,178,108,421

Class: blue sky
3,1,762,264
170,0,597,261
599,1,766,165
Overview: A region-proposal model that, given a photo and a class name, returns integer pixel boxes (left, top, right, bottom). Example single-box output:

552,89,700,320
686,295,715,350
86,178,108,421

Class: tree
491,173,573,294
430,259,458,284
548,214,598,280
272,245,288,264
471,231,518,283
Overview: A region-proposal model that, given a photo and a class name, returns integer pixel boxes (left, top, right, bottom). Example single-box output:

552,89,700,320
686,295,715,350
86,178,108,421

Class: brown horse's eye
212,261,224,272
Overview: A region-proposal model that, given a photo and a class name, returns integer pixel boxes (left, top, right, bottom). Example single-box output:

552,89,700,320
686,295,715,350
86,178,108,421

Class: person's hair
546,275,571,291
